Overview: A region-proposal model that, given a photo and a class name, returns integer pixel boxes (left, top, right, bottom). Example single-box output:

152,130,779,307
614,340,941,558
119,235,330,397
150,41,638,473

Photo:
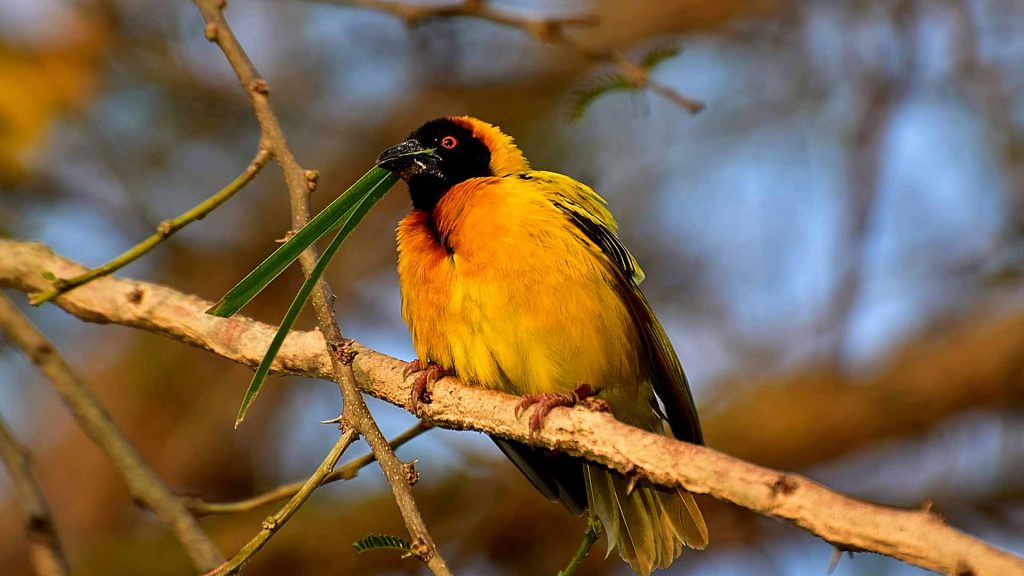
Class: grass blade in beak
234,171,396,426
206,166,398,318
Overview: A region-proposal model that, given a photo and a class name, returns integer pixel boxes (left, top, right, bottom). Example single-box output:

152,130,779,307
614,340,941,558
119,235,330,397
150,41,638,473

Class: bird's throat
408,175,450,211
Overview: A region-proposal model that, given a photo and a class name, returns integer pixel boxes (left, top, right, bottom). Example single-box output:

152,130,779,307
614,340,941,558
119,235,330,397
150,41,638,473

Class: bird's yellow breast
396,174,642,398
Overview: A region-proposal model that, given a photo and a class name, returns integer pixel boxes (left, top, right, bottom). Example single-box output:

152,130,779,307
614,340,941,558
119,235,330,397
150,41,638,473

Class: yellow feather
394,117,706,574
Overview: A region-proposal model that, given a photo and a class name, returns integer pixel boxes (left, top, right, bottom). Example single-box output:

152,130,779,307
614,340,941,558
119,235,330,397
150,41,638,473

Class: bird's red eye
440,136,458,149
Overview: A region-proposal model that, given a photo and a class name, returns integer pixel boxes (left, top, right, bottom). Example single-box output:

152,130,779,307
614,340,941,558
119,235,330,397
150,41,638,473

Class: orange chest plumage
395,177,645,405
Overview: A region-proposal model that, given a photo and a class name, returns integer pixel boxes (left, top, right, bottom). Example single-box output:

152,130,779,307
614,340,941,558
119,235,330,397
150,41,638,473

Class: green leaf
352,534,412,554
41,271,57,281
234,171,396,427
568,73,632,121
639,45,681,70
206,166,398,318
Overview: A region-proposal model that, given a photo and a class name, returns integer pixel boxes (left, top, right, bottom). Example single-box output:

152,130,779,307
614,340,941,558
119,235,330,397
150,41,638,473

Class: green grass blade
235,172,396,427
207,167,396,318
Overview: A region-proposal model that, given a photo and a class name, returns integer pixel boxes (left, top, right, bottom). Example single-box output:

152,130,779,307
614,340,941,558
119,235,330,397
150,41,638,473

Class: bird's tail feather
585,463,707,576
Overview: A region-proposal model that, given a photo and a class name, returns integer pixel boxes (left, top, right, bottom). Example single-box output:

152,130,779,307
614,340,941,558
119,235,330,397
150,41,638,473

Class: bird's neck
409,174,461,211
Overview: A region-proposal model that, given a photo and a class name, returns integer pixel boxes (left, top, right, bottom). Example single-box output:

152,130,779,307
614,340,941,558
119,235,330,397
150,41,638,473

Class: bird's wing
535,172,646,285
536,172,703,445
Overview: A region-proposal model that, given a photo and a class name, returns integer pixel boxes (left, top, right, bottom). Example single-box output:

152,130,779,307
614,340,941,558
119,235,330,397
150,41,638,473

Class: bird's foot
403,359,451,411
515,384,597,439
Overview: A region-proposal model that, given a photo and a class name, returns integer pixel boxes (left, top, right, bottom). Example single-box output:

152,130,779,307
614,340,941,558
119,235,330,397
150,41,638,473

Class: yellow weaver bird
377,116,708,575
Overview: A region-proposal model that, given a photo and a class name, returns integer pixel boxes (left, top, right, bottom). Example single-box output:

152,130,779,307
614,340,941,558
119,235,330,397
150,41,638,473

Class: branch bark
0,413,69,576
3,240,1022,576
191,1,451,573
0,291,224,572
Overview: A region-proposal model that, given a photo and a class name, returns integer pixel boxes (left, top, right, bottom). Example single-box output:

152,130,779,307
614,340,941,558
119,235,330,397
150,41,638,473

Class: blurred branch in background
0,411,68,576
29,147,271,306
947,0,1024,237
191,0,450,573
333,0,706,114
0,293,224,572
2,0,1024,574
2,241,1022,575
825,0,916,364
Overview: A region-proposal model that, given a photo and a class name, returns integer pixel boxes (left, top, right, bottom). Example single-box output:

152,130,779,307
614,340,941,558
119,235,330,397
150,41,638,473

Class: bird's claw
403,360,450,411
403,359,425,380
515,384,596,439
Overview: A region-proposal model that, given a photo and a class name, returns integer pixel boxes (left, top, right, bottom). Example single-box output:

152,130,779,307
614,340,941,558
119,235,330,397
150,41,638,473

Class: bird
376,116,708,575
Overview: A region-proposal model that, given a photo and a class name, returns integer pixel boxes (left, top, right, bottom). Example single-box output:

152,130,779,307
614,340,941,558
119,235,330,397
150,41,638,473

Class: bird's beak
376,139,442,180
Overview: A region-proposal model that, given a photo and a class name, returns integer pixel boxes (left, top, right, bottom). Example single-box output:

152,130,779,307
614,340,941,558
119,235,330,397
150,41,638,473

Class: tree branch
0,291,224,572
327,0,597,39
204,429,358,576
185,421,431,516
0,412,69,576
191,1,451,573
328,0,704,114
3,241,1022,575
29,147,271,306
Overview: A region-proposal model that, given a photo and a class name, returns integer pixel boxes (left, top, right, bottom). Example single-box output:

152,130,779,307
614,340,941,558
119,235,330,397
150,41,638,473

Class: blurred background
2,0,1023,574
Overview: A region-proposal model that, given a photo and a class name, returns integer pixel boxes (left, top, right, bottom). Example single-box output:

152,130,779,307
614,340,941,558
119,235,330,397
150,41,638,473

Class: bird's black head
377,117,494,211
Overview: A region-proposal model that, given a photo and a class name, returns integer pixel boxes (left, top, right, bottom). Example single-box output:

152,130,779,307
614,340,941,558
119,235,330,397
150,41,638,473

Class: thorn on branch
625,469,645,496
403,460,420,486
157,220,173,237
409,537,431,561
327,339,357,366
304,170,320,192
248,78,270,95
827,547,844,573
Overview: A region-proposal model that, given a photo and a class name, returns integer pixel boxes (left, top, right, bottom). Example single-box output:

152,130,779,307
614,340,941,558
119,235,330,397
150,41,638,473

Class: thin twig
0,412,69,576
30,148,271,306
191,1,451,573
203,429,359,576
557,517,601,576
3,243,1023,575
332,0,704,114
0,293,224,572
186,421,431,516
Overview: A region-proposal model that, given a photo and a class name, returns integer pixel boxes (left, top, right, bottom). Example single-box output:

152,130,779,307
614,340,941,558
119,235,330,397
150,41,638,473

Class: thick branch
0,291,223,572
2,241,1022,575
0,413,69,576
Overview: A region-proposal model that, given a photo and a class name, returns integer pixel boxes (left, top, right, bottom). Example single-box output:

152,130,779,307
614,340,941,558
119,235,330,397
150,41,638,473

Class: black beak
376,139,442,180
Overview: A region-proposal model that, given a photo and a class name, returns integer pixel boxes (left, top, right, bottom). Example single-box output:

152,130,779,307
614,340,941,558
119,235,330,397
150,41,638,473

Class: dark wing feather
553,198,704,445
492,437,587,515
615,279,703,444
